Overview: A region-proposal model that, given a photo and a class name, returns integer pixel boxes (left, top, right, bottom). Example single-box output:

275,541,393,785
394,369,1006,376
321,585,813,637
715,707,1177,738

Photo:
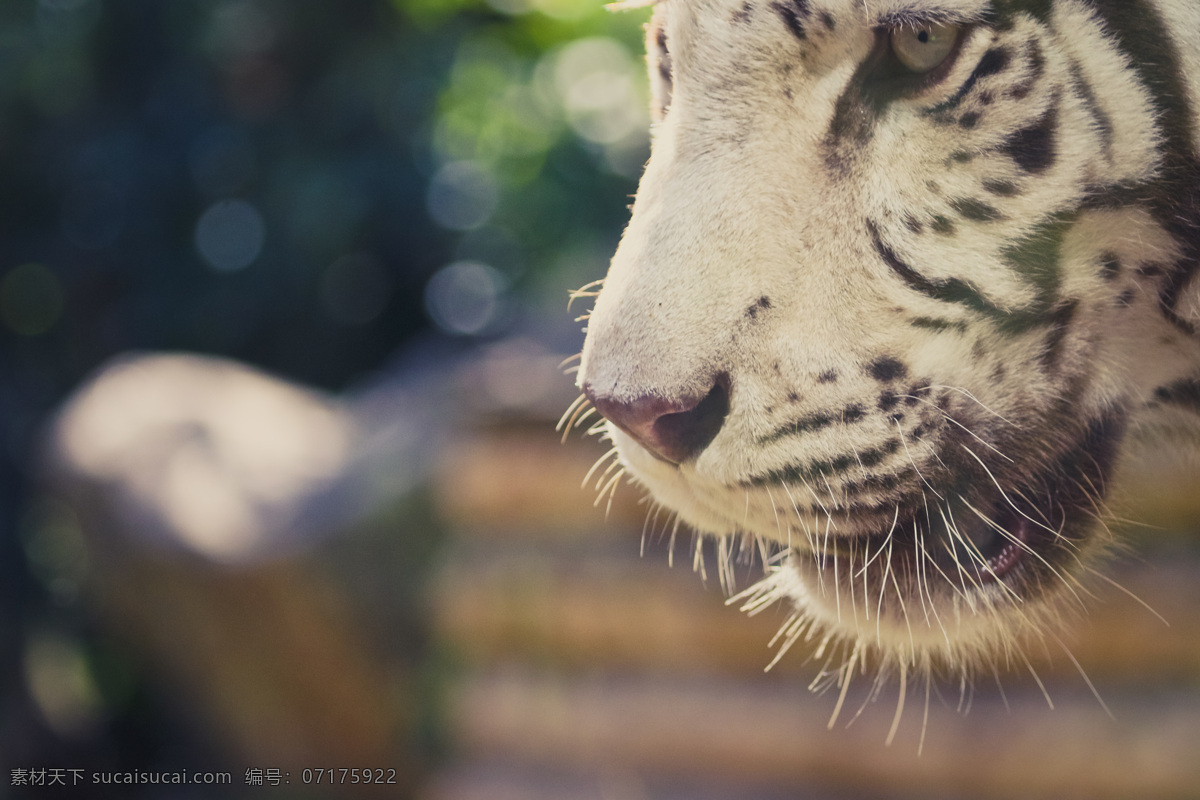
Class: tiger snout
581,375,731,465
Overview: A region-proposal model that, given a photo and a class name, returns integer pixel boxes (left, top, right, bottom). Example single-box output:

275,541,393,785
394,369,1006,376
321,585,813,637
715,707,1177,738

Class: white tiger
569,0,1200,706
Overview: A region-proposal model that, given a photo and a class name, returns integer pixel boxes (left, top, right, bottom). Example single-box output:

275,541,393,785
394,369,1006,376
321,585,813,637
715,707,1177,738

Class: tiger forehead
860,0,993,22
660,0,994,25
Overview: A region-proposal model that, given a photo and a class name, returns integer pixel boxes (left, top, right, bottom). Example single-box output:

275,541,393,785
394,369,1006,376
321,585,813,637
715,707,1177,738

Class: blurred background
2,0,1200,798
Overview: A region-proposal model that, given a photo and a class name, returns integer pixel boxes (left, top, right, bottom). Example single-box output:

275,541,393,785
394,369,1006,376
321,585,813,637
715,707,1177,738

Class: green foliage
1,0,660,775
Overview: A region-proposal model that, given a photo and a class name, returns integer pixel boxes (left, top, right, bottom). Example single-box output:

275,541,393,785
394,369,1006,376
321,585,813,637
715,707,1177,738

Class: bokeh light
194,199,266,272
1,0,654,780
20,498,88,605
202,0,278,63
426,160,500,231
23,631,104,738
432,36,561,178
424,259,508,335
36,0,102,43
552,36,645,145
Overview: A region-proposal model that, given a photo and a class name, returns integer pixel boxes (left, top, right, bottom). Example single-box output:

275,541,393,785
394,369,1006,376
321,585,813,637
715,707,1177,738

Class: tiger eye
891,23,960,73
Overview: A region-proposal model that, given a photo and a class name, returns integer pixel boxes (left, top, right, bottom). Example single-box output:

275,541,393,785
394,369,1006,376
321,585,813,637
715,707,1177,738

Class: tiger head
574,0,1200,676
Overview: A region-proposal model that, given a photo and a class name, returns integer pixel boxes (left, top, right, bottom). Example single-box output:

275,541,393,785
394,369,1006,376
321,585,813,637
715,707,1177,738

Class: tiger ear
646,15,672,121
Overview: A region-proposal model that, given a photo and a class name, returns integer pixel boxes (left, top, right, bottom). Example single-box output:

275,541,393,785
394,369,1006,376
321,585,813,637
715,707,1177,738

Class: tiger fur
571,0,1200,699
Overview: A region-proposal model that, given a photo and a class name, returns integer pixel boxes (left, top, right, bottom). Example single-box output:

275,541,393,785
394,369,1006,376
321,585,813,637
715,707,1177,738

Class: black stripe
1154,378,1200,411
1097,251,1122,281
911,316,969,333
950,197,1002,222
926,47,1011,116
759,410,835,443
999,213,1069,312
1082,1,1200,325
1007,40,1045,100
869,216,1069,333
772,0,811,41
1068,59,1115,159
742,440,904,489
982,178,1020,197
1002,104,1058,173
931,215,956,235
867,356,907,382
992,0,1053,26
1038,300,1078,372
823,32,895,169
1082,0,1195,162
839,466,911,496
868,219,1012,319
827,73,877,151
759,403,866,445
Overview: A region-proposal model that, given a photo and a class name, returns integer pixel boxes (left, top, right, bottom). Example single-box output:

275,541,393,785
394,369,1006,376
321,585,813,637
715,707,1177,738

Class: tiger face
575,0,1200,674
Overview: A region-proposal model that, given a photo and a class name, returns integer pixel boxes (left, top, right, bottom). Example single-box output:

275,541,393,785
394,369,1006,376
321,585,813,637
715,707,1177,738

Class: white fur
577,0,1200,675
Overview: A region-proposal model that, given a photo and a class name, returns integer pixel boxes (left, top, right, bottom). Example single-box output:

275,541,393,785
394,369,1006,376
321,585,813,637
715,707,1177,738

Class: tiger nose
582,375,730,465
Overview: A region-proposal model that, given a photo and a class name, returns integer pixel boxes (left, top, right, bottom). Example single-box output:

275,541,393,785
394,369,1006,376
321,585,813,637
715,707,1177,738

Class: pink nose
582,376,729,465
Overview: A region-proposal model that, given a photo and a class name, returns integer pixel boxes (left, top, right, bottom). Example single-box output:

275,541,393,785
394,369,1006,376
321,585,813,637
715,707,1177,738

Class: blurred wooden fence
425,420,1200,800
38,348,1200,799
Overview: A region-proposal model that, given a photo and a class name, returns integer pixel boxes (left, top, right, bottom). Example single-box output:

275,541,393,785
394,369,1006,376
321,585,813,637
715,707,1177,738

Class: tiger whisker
919,384,1019,428
581,445,620,489
959,444,1065,541
595,467,625,516
1018,649,1054,711
667,513,682,568
1084,566,1170,627
885,657,907,748
886,545,916,666
556,392,590,439
959,496,1080,608
566,279,605,313
585,419,609,437
895,420,945,500
764,484,788,549
902,394,1014,463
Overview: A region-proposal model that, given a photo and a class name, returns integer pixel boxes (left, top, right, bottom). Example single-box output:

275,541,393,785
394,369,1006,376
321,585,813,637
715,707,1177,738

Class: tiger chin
569,0,1200,703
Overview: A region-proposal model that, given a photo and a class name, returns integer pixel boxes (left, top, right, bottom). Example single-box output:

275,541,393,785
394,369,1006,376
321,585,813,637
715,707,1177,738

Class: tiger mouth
806,413,1125,593
826,486,1064,590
